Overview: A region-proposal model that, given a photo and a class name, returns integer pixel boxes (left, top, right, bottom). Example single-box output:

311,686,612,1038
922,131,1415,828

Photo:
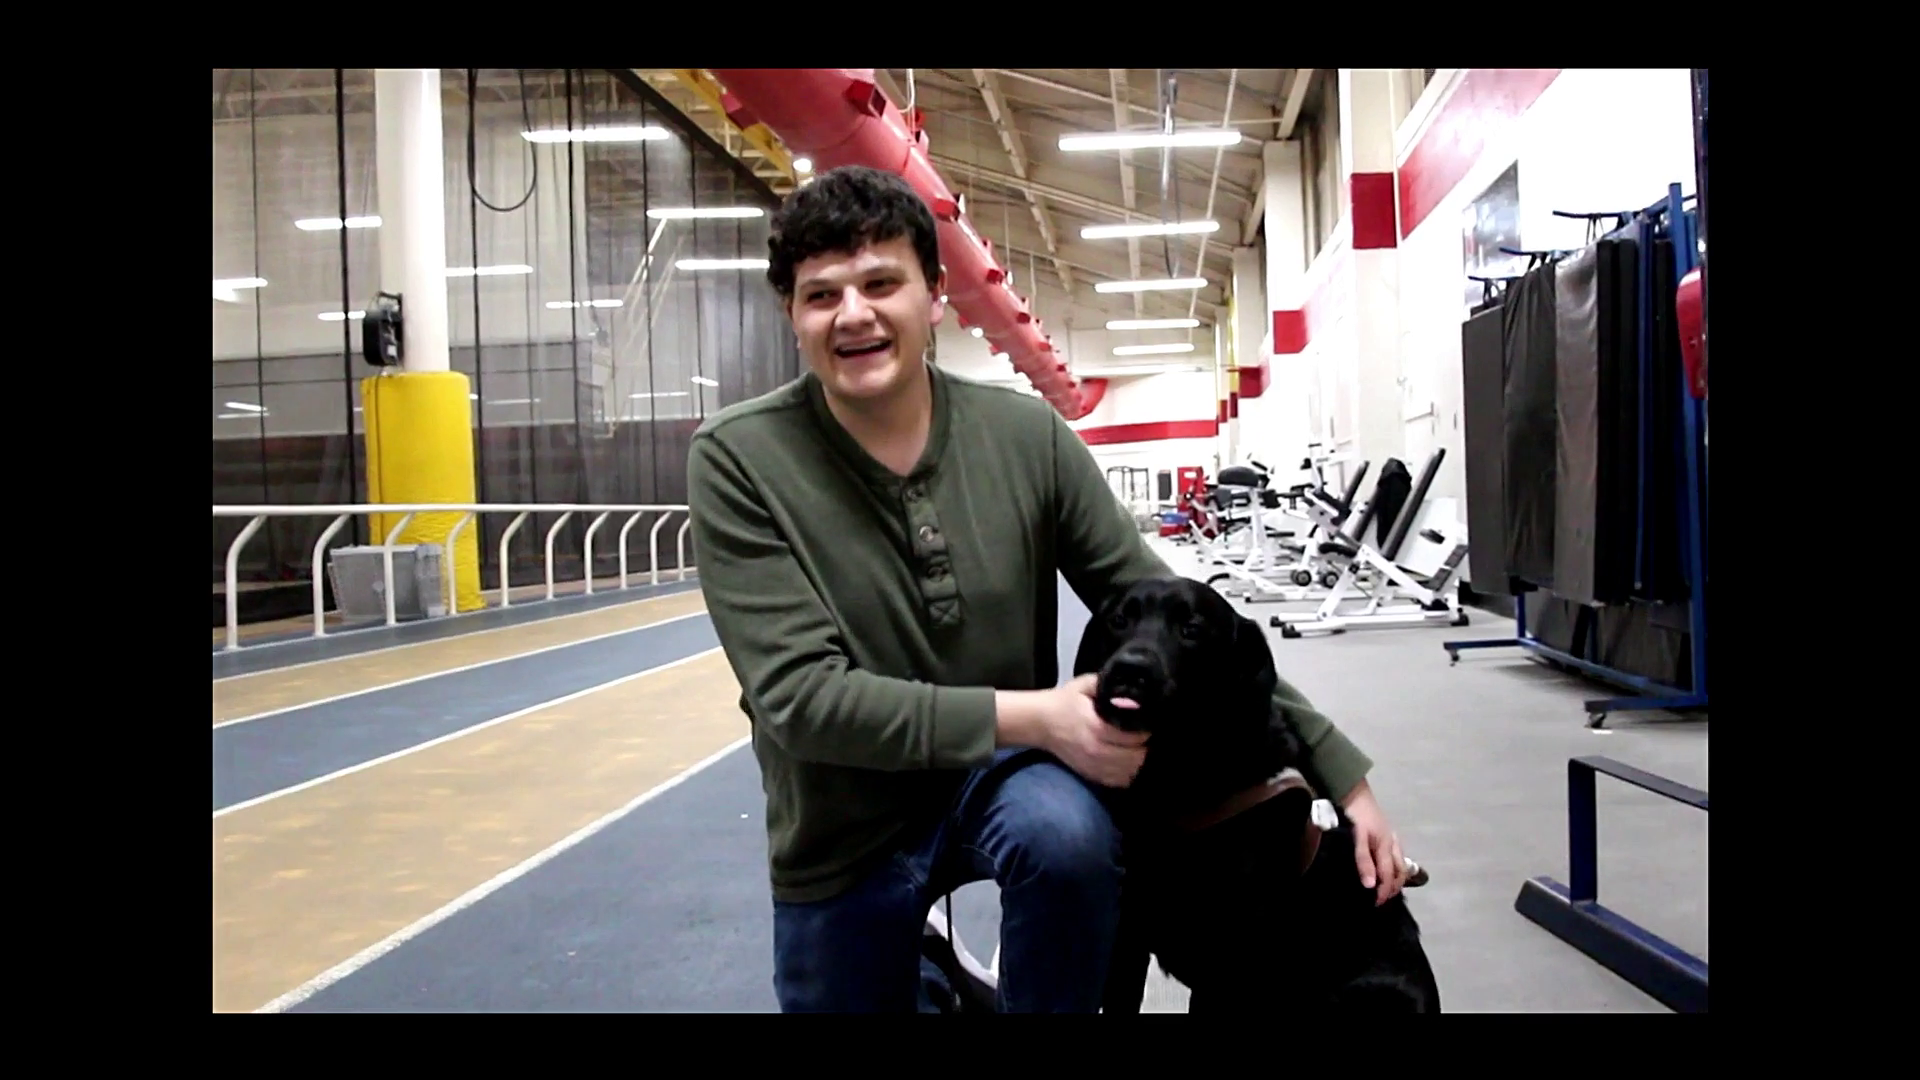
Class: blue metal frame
1513,755,1708,1013
1445,182,1708,729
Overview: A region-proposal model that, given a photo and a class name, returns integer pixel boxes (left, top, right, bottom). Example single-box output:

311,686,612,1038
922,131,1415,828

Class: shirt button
904,485,924,502
918,525,938,544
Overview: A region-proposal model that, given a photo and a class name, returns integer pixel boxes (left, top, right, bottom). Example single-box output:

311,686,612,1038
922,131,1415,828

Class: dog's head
1072,576,1280,735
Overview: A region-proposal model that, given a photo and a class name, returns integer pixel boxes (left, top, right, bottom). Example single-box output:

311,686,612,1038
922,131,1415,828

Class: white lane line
212,610,710,730
211,584,702,683
211,646,724,820
250,733,752,1015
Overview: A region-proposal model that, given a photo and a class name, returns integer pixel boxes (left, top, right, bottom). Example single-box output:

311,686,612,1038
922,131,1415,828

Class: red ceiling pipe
708,68,1094,421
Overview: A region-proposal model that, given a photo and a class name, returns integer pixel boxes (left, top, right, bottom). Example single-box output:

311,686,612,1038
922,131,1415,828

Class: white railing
212,502,694,651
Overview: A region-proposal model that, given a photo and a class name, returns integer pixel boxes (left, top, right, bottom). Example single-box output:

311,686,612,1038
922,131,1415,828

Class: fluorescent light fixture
487,397,541,406
522,125,667,144
295,215,382,231
1113,343,1196,356
690,375,719,387
969,327,985,338
1095,277,1208,293
1106,318,1201,330
224,401,265,413
318,310,365,321
1077,362,1209,377
213,276,266,302
630,390,691,399
446,264,533,278
675,258,769,271
545,299,624,310
469,393,479,401
792,157,814,173
216,411,270,420
1081,220,1219,240
1059,130,1242,152
647,207,765,220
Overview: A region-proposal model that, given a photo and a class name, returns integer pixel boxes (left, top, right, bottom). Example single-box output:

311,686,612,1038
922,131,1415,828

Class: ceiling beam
1277,67,1313,139
667,69,798,188
932,153,1169,227
969,69,1074,299
981,68,1269,143
1188,69,1239,322
1109,69,1144,318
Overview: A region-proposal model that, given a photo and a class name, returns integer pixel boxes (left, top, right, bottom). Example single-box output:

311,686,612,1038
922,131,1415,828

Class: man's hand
1341,778,1408,906
1039,674,1149,788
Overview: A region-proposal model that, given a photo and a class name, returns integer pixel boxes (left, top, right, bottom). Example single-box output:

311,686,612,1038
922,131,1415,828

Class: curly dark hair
765,165,943,299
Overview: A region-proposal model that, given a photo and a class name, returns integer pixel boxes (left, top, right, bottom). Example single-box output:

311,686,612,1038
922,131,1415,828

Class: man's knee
989,763,1122,891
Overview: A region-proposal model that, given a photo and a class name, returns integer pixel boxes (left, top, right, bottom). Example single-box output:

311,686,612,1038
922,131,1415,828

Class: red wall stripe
1078,419,1220,446
1397,68,1560,240
1239,361,1269,398
1272,309,1308,355
1267,68,1562,355
1349,172,1398,249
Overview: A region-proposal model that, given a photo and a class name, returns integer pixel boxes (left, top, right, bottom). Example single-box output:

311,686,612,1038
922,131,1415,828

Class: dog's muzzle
1099,648,1174,713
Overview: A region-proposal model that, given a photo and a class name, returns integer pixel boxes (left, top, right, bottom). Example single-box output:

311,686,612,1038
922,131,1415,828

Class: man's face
787,235,946,404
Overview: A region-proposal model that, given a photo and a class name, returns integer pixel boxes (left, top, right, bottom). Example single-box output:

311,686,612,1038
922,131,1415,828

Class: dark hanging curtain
212,68,799,605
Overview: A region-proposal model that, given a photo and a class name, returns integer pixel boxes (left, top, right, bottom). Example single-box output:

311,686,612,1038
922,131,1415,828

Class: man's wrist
995,689,1053,750
1339,776,1374,810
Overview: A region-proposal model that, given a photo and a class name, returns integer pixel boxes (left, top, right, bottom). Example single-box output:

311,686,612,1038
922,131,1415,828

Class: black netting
213,69,799,601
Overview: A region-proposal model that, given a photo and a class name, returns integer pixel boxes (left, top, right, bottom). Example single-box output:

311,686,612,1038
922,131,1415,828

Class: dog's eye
1107,610,1130,632
1180,618,1206,641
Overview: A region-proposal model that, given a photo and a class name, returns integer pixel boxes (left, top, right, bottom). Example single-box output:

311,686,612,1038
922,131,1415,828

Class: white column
1216,318,1236,462
1262,140,1306,319
374,68,452,374
1231,246,1265,373
1261,139,1313,472
1338,68,1405,470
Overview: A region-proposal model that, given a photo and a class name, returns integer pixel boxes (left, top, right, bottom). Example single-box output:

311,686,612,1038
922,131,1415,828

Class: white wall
1303,69,1698,510
1091,438,1221,493
213,97,778,438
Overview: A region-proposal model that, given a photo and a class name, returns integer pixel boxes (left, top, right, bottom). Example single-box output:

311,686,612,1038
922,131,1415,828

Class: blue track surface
265,575,1093,1009
212,614,719,812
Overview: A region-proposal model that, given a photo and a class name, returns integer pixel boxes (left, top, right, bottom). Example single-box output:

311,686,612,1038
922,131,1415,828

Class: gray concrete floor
261,538,1707,1013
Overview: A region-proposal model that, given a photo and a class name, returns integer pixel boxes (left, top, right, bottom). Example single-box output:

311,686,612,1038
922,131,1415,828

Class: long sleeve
1046,410,1375,801
686,432,1000,772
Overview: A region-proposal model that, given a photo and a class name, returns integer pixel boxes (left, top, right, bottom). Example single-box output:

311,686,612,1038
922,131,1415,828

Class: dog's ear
1230,610,1280,700
1073,590,1124,678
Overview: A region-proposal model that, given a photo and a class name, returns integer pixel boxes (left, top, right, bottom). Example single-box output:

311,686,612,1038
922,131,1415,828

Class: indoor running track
211,577,1077,1013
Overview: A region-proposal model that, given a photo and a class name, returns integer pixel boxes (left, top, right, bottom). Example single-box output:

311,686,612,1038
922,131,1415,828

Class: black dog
1075,575,1442,1014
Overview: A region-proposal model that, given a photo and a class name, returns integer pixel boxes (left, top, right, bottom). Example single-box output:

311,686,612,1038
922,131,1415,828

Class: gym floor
210,539,1707,1013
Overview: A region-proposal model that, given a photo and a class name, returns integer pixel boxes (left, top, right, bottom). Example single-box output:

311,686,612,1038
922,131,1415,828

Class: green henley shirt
686,363,1374,904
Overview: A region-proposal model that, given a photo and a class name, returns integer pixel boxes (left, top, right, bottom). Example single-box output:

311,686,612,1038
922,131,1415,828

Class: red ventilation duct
708,68,1094,421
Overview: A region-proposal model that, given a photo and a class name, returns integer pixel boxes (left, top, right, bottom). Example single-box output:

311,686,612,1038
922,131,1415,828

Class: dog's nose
1103,648,1164,689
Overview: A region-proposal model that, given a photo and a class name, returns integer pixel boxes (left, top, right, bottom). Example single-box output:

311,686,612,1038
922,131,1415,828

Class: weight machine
1268,448,1473,638
1206,459,1374,602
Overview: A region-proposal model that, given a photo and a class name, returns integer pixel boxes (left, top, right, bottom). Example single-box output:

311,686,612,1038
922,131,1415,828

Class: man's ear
929,265,949,325
1073,591,1123,679
1231,611,1280,700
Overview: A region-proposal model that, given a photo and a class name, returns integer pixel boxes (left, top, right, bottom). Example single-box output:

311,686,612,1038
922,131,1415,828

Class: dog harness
1174,768,1339,877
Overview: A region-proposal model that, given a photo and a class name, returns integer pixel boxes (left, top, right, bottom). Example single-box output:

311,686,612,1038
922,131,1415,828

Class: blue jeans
771,747,1124,1013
